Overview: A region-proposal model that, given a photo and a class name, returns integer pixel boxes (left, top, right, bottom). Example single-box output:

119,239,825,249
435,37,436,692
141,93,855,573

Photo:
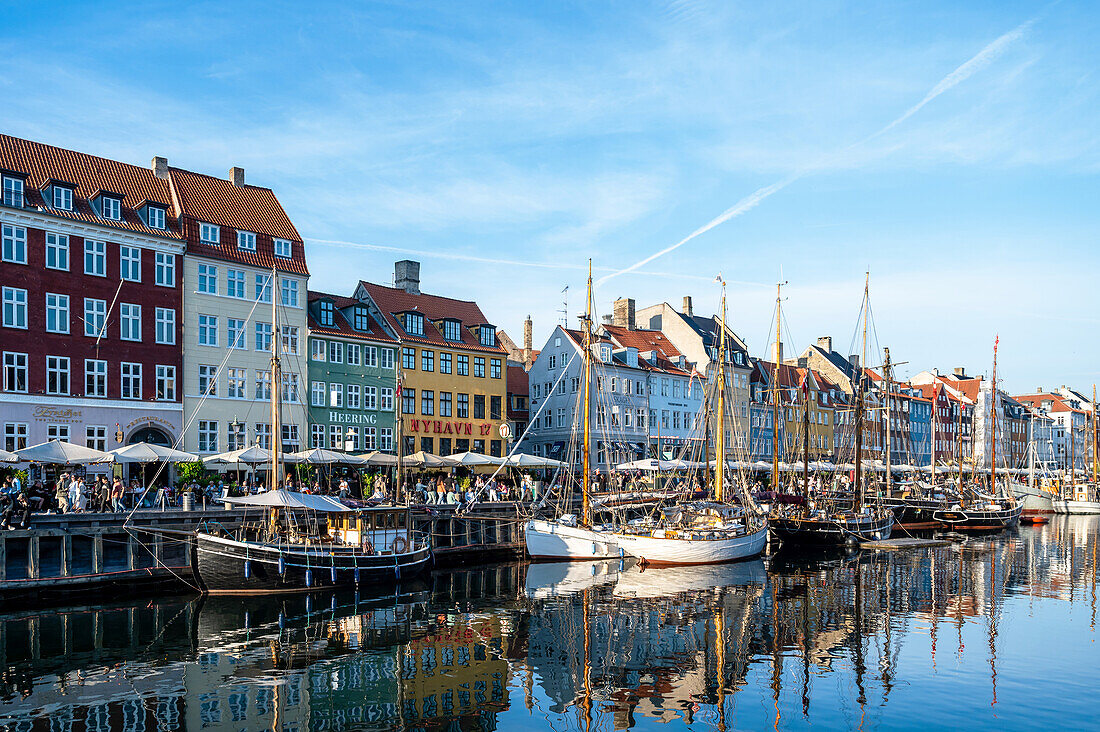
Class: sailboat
611,280,769,565
770,276,894,545
1052,385,1100,514
934,337,1022,531
192,268,432,593
524,262,622,560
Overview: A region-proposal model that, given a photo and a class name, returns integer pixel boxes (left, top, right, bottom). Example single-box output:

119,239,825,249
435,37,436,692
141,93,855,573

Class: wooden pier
0,504,526,602
859,537,953,551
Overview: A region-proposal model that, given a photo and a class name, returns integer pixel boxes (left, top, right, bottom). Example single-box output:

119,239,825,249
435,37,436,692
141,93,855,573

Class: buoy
395,563,401,581
244,611,250,629
243,560,251,579
306,594,312,613
278,612,285,630
278,553,286,575
330,595,337,612
354,567,360,584
305,569,313,587
330,564,337,583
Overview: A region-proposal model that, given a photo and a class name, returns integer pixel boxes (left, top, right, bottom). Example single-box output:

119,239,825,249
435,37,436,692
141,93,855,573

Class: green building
306,291,399,453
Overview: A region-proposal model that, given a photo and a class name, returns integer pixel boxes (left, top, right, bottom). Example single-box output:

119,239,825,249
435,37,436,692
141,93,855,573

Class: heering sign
409,418,493,437
329,411,378,425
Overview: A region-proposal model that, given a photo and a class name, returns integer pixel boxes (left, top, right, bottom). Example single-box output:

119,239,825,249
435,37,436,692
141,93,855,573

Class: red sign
408,419,493,436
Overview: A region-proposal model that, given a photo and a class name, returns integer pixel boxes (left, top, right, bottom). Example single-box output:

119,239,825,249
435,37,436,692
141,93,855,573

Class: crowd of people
0,473,157,529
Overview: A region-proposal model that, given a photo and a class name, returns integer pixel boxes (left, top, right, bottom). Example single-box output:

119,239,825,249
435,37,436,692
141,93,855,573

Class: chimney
613,298,636,330
394,260,421,295
849,354,859,370
773,341,783,364
1036,387,1044,393
682,296,693,316
152,156,169,180
817,336,832,353
523,315,533,369
798,357,808,368
602,314,613,324
229,167,245,187
954,367,967,378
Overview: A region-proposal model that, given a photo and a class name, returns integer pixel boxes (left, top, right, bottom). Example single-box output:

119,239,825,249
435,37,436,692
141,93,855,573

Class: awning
16,440,113,465
221,489,352,512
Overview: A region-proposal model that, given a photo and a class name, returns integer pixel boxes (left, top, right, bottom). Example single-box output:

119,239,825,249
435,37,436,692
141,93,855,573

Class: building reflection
0,518,1096,731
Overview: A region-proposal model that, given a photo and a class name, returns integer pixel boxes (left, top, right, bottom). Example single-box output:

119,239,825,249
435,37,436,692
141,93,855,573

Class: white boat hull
524,519,621,560
1020,491,1055,516
1053,499,1100,515
614,524,768,566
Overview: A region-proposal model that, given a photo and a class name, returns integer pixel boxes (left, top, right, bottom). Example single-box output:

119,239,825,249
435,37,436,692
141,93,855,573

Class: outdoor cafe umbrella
446,451,504,466
286,448,370,465
503,453,568,468
0,448,19,463
108,442,199,463
359,451,400,467
401,451,455,468
202,445,293,466
15,440,113,465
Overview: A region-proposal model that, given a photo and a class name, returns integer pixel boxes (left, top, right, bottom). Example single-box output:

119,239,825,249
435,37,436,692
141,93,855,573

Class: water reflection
0,517,1097,731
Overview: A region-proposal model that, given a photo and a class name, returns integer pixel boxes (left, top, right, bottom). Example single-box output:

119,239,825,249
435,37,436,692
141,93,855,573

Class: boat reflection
0,517,1096,731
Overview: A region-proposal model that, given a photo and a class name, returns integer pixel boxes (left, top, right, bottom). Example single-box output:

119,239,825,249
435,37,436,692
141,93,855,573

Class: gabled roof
358,282,505,354
506,364,529,393
601,325,683,359
307,290,394,343
0,133,178,238
1012,392,1088,415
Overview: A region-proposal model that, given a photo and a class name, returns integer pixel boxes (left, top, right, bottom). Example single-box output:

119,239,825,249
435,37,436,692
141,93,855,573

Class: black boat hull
771,511,894,545
934,503,1022,532
193,533,432,594
881,497,947,530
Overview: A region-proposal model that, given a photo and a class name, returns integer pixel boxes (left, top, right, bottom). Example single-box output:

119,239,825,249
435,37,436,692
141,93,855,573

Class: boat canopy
221,489,353,512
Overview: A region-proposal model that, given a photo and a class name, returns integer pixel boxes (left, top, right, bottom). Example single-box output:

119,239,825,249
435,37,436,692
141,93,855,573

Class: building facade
1,135,185,454
306,291,399,454
174,166,309,456
354,261,508,458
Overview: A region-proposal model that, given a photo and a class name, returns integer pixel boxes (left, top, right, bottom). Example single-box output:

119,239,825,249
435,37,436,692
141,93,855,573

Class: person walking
55,473,71,514
110,477,125,513
70,475,87,512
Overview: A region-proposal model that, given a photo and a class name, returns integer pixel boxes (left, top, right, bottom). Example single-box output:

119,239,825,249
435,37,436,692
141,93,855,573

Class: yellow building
756,360,835,461
355,261,508,457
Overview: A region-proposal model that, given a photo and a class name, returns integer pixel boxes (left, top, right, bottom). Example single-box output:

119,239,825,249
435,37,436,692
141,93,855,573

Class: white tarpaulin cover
108,442,199,464
221,489,352,512
286,448,370,465
16,440,113,465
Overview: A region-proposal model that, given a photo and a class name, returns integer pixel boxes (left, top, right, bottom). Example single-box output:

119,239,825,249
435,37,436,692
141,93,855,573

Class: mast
1093,385,1098,485
582,260,593,527
270,267,282,491
771,282,782,492
931,383,937,487
715,282,727,502
801,373,809,504
853,274,869,512
990,336,999,495
884,348,892,495
396,364,404,503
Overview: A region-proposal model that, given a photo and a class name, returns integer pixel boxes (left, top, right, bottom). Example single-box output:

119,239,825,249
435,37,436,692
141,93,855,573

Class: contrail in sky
595,18,1035,288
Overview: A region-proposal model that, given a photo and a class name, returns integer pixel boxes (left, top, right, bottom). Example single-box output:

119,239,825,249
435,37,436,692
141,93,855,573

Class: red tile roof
170,167,307,275
507,364,529,392
1012,392,1086,415
359,282,505,354
307,290,395,343
602,325,684,360
0,133,179,239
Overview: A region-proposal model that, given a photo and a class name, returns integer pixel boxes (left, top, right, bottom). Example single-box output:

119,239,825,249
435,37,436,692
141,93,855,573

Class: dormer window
199,222,220,244
319,301,334,327
404,313,424,336
101,196,121,221
442,319,462,342
273,238,292,258
52,185,73,211
146,205,166,230
237,230,256,251
2,176,24,207
479,324,496,347
353,306,369,331
600,344,612,361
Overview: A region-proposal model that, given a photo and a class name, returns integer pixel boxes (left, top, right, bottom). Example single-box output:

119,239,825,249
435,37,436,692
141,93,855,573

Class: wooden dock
860,537,952,551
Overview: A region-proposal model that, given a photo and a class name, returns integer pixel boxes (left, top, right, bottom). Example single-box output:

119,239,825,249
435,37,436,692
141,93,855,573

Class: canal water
1,516,1096,731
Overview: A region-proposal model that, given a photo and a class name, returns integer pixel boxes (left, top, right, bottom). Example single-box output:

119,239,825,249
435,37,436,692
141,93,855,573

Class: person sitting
445,486,459,505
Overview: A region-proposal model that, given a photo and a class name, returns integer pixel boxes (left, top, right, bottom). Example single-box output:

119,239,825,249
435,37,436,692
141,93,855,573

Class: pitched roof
306,290,394,343
601,325,684,359
506,364,529,393
359,282,505,354
1012,392,1087,415
0,133,179,239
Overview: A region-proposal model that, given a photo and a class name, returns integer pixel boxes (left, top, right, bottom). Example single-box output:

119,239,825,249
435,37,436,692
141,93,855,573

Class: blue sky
2,0,1097,393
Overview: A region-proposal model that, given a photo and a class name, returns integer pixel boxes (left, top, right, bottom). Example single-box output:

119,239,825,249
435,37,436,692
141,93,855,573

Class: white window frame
2,176,24,207
198,314,218,347
255,370,272,401
255,273,272,303
311,339,326,361
120,303,142,342
346,343,361,366
329,382,344,408
281,325,299,355
346,383,361,409
147,205,166,230
198,421,218,452
3,352,28,393
45,292,69,334
84,298,106,337
46,355,70,395
328,341,343,364
1,224,26,264
155,307,175,345
101,196,121,221
52,185,73,211
197,263,218,294
226,367,246,399
3,422,28,451
273,238,292,258
120,245,141,282
236,230,256,251
156,365,175,401
154,252,175,287
45,232,69,271
2,287,27,329
226,268,246,298
255,322,272,352
120,362,141,400
198,364,217,396
364,346,378,368
84,239,106,276
280,278,299,307
85,359,107,397
199,222,220,244
311,381,326,407
227,317,246,349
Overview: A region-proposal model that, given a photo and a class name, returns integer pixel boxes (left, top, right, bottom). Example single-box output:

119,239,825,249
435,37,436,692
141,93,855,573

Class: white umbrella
286,448,370,465
503,453,568,468
109,442,198,463
0,449,19,463
202,445,296,465
401,451,455,467
447,451,503,466
359,451,400,467
16,440,113,465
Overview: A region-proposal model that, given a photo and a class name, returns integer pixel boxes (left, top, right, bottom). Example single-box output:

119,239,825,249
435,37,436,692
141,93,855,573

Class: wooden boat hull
771,511,893,545
524,519,621,561
934,503,1022,531
193,533,432,594
1052,499,1100,515
881,497,946,530
614,524,768,566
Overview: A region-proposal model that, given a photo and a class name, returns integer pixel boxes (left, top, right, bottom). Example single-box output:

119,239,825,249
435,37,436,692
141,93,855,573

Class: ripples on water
0,517,1097,731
